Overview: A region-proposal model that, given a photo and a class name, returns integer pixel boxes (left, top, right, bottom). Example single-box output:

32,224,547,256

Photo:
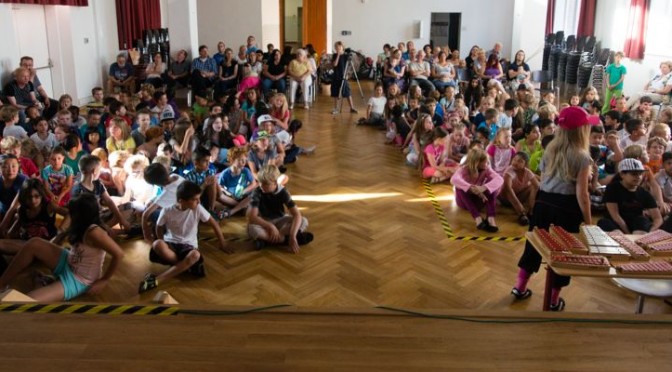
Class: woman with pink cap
511,106,600,311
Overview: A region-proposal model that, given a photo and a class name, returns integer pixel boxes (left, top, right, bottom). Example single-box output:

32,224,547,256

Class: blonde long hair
464,148,488,177
542,125,591,182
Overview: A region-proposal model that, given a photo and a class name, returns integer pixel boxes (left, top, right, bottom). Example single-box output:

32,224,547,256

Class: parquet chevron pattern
11,81,670,314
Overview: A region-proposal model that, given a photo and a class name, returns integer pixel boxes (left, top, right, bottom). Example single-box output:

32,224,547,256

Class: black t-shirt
332,53,348,80
266,60,286,76
250,186,295,220
4,80,35,106
507,61,530,81
604,179,657,222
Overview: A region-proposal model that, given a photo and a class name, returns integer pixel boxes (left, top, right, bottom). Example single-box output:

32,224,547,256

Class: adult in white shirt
626,61,672,112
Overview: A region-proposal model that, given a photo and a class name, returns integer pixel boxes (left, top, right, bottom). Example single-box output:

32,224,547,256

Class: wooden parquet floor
23,82,670,314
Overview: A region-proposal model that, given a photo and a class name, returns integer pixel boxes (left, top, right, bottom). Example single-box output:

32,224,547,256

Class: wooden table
525,232,672,311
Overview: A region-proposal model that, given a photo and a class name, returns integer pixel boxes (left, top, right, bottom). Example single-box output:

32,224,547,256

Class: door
11,4,54,98
302,0,326,54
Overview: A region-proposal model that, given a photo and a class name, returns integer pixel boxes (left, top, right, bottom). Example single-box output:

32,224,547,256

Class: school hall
0,0,671,369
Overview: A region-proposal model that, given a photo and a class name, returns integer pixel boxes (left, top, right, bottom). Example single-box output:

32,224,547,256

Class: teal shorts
53,250,90,301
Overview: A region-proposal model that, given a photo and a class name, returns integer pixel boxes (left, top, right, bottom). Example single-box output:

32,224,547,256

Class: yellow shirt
288,59,310,78
106,137,136,153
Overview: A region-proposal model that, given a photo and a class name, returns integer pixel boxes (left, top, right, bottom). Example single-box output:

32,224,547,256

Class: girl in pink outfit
422,127,457,183
451,148,504,232
486,128,516,176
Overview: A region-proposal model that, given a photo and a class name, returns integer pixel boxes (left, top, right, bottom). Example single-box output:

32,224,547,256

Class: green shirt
606,63,627,90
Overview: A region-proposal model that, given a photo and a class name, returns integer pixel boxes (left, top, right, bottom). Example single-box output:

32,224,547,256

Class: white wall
594,0,672,97
166,0,199,59
260,0,280,50
0,4,21,84
331,0,515,59
284,0,301,42
197,0,263,52
511,0,547,71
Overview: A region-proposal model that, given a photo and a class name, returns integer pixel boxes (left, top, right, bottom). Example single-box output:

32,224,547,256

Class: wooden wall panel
302,0,327,53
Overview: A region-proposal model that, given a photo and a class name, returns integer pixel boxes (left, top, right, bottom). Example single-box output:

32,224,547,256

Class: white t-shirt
151,175,185,209
368,96,387,116
3,125,27,140
30,132,59,152
157,203,210,247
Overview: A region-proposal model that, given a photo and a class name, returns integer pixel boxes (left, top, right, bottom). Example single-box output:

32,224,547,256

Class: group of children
0,63,317,300
367,42,672,240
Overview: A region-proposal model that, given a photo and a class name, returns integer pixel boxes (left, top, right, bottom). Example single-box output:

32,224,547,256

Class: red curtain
623,0,649,60
0,0,87,5
576,0,597,37
545,0,556,35
115,0,161,50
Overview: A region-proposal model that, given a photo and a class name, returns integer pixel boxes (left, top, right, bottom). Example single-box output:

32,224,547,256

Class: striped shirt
191,57,218,76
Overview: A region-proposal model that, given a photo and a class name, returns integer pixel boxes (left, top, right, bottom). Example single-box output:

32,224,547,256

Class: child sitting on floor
246,164,313,253
422,127,457,183
138,180,231,293
499,152,539,226
597,158,662,234
451,148,504,233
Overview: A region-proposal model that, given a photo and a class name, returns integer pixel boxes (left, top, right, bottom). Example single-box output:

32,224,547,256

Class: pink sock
515,268,531,292
551,287,561,305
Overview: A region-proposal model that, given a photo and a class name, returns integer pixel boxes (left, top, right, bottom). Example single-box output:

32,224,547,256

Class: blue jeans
262,78,286,96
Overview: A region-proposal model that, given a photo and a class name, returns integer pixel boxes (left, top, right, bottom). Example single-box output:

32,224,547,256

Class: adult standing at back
19,56,56,119
511,106,599,311
107,53,135,94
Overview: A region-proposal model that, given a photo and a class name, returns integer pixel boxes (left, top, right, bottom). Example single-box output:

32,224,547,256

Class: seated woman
0,193,124,302
262,50,287,98
145,53,166,89
507,50,533,91
451,147,504,233
238,52,263,94
215,48,238,98
625,61,672,113
287,48,314,110
448,49,466,69
164,49,191,98
383,49,407,93
480,53,508,96
431,51,456,92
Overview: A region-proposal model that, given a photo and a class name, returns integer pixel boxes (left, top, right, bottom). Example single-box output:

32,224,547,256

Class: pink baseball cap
557,106,601,130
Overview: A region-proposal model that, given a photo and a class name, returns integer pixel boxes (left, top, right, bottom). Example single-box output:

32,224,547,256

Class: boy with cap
597,158,662,234
160,110,175,142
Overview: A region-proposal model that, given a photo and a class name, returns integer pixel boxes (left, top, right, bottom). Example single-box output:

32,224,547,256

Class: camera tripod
336,53,365,114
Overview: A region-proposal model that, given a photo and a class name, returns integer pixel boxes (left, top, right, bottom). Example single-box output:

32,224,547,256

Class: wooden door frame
279,0,285,51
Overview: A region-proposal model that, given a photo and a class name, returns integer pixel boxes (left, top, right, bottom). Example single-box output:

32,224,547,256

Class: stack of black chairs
136,28,171,65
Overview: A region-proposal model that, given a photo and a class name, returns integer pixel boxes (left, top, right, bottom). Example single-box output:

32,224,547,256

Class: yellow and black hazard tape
0,303,179,316
422,180,525,242
448,235,526,242
423,180,455,237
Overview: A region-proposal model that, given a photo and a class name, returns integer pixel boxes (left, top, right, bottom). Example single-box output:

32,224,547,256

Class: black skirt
517,190,584,287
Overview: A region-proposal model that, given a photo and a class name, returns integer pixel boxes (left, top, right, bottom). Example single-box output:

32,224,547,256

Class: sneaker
476,220,489,231
511,287,532,300
484,223,499,233
304,104,310,110
296,231,314,245
254,240,266,250
350,108,358,114
518,215,530,226
549,298,566,311
188,260,206,278
138,273,158,293
301,145,316,155
332,108,339,115
289,104,294,110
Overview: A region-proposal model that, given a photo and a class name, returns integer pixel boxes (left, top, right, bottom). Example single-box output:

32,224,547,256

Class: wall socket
341,30,352,36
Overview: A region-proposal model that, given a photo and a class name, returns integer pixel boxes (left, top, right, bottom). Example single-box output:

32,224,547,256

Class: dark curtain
623,0,649,60
545,0,556,35
115,0,161,50
0,0,87,5
576,0,597,37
